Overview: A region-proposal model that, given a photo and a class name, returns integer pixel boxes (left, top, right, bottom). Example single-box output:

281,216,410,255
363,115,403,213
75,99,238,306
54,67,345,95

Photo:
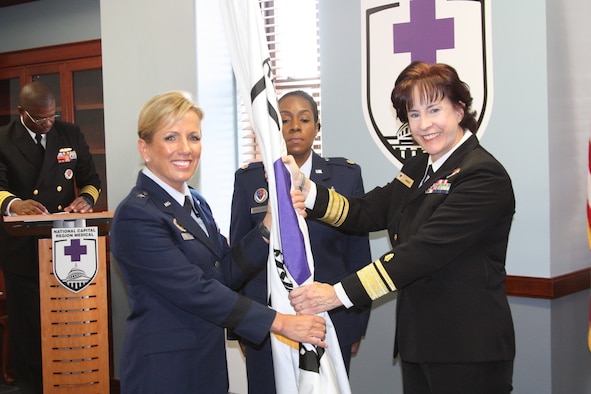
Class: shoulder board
323,157,358,167
131,190,150,206
236,161,265,173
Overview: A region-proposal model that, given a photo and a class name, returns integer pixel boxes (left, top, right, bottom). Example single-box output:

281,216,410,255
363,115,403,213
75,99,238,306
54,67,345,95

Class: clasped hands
280,155,345,317
289,281,343,315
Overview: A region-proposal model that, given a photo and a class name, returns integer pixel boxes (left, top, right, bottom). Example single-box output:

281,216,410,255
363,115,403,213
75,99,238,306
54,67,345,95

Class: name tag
251,205,267,214
395,171,414,188
182,233,195,241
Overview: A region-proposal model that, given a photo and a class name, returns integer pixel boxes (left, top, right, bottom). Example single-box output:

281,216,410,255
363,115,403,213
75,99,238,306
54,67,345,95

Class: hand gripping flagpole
220,1,350,392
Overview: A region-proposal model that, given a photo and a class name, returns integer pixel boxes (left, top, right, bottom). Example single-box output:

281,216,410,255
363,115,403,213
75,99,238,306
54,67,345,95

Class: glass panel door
72,65,107,211
0,75,21,125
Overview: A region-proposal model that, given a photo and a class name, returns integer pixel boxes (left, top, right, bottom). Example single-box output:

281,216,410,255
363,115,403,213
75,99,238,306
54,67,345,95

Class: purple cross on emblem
393,0,455,63
64,239,87,262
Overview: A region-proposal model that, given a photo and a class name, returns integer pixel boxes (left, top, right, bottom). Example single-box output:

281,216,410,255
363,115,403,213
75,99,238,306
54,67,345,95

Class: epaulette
236,161,265,173
323,157,358,167
131,190,150,206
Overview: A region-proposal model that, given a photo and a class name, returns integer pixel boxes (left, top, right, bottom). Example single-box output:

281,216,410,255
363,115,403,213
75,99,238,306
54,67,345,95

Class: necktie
184,195,209,236
419,164,434,187
35,133,45,154
183,195,200,217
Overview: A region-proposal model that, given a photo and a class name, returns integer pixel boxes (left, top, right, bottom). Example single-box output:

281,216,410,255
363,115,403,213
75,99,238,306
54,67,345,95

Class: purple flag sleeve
273,159,311,285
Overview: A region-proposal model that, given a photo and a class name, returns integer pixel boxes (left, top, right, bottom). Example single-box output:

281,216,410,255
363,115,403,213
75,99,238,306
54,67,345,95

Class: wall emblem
361,0,493,168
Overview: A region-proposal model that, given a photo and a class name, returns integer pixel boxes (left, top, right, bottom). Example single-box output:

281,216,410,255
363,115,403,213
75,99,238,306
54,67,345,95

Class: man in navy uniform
0,81,101,394
230,90,371,393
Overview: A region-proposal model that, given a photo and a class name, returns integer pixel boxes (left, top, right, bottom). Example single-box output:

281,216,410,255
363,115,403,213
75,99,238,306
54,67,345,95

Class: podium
3,212,113,393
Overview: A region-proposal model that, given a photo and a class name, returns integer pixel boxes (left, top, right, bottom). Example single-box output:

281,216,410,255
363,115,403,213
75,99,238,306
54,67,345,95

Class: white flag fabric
220,1,351,393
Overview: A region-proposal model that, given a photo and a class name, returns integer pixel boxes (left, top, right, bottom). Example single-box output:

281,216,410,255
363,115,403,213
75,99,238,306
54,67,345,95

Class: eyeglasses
23,109,60,125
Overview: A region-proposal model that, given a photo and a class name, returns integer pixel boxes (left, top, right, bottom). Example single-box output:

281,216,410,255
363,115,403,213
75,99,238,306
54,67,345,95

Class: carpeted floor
0,380,19,393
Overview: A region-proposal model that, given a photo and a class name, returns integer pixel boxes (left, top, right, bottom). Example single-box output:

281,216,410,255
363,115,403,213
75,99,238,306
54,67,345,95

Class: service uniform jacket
230,154,371,366
0,119,101,276
310,135,516,364
111,172,276,394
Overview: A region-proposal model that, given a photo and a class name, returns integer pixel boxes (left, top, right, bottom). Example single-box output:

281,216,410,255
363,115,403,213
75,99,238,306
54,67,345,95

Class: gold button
33,189,39,195
57,185,62,192
57,205,62,211
393,234,398,241
214,261,221,269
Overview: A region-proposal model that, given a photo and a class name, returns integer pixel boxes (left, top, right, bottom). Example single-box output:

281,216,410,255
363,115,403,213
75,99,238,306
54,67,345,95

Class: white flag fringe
220,1,351,393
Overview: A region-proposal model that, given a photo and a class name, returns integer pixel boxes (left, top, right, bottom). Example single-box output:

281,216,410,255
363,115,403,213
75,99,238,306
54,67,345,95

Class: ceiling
0,0,38,8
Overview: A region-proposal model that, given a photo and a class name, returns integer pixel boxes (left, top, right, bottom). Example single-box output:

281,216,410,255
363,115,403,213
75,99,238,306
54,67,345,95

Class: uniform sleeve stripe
374,256,396,292
320,188,349,227
356,258,397,300
79,185,101,203
0,191,16,212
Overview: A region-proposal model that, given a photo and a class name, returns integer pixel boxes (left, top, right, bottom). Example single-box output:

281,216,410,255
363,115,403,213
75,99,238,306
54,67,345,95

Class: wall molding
0,39,101,67
506,268,591,299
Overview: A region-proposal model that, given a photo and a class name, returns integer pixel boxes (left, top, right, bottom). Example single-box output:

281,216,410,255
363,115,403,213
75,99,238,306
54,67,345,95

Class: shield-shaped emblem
52,227,98,293
361,0,493,168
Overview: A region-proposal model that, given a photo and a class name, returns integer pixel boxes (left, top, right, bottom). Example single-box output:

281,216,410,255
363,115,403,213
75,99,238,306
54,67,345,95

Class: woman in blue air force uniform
230,90,371,393
110,91,326,393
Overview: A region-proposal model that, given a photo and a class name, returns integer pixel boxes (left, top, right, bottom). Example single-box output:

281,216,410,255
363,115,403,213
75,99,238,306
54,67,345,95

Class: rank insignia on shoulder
346,159,355,165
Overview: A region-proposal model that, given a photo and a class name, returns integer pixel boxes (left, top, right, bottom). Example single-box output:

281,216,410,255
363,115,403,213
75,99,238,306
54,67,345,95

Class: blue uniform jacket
111,172,276,393
230,153,371,350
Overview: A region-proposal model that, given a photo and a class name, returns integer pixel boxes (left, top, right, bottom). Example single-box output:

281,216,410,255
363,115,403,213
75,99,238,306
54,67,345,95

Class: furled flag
219,0,351,392
587,133,591,352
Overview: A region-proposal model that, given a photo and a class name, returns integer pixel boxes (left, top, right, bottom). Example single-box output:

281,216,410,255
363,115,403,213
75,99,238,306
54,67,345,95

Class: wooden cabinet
0,40,107,211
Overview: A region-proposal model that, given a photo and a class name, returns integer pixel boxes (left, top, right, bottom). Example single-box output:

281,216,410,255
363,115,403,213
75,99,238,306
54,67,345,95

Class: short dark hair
19,81,55,109
390,62,478,132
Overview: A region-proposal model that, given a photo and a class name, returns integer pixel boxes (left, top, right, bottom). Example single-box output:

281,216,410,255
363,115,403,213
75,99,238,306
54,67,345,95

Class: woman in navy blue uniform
230,91,371,393
288,63,516,393
110,91,326,393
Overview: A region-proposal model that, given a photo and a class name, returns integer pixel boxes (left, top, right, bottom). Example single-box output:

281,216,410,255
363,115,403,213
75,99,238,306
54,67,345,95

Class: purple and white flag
220,0,350,392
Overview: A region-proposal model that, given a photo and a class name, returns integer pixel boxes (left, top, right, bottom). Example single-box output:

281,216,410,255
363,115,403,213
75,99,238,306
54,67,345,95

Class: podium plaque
3,212,113,393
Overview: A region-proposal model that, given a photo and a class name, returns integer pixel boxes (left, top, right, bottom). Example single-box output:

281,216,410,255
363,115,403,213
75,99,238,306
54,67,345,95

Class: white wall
319,0,591,392
99,0,200,383
3,0,591,392
547,1,591,277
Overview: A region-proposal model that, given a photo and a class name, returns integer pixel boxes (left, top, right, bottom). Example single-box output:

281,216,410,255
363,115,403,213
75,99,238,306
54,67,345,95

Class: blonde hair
138,91,204,143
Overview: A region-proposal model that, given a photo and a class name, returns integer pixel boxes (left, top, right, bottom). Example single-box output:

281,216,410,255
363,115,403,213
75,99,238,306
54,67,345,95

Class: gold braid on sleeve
319,188,349,227
356,254,397,300
79,185,101,203
0,191,16,210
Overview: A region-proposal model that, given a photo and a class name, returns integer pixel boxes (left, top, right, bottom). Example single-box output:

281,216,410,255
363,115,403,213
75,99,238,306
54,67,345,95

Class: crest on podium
52,227,99,293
